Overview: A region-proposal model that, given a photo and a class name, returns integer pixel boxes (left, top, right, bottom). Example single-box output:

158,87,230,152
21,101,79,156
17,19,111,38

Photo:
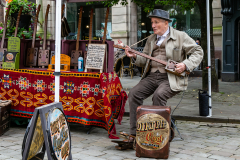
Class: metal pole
64,1,67,40
206,0,212,117
55,0,62,102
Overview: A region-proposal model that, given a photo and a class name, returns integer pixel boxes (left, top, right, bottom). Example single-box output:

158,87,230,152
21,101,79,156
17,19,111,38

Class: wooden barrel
136,105,172,159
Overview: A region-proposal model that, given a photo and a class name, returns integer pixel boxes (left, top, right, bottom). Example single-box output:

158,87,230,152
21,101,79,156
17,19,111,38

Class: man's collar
157,27,169,38
169,26,176,40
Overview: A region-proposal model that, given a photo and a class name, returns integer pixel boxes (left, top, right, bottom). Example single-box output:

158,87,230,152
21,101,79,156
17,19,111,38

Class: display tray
12,67,94,72
62,40,114,72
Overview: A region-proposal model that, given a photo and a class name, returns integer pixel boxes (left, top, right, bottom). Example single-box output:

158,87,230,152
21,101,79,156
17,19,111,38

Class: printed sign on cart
7,37,20,52
136,113,170,150
85,44,106,72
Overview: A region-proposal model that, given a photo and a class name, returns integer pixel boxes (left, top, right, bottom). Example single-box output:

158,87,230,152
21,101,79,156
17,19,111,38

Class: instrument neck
43,21,47,50
1,21,7,48
88,9,93,44
102,7,109,44
76,6,83,51
32,5,41,48
43,14,49,50
128,48,167,66
1,5,10,48
61,4,65,18
14,7,23,37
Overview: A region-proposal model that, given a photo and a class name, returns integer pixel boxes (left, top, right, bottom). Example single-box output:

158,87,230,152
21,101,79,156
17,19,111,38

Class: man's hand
125,45,137,59
175,63,186,73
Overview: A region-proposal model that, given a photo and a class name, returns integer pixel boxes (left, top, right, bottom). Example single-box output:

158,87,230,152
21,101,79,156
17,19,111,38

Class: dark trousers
128,72,180,135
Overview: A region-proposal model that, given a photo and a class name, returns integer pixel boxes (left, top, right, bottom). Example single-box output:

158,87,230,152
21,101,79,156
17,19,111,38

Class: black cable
171,75,188,115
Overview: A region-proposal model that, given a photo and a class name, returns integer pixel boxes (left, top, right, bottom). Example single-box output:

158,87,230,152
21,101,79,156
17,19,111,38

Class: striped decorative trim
0,69,101,78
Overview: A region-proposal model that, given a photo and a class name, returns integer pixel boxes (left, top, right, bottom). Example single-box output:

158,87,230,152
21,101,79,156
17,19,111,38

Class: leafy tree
90,0,218,92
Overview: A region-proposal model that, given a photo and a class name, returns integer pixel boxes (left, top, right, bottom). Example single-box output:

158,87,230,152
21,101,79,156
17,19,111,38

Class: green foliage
87,0,195,13
87,0,128,7
156,0,195,12
0,25,41,40
0,22,3,34
7,0,36,15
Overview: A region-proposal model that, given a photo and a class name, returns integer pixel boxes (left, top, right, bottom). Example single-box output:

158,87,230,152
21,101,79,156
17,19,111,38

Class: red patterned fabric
0,69,127,137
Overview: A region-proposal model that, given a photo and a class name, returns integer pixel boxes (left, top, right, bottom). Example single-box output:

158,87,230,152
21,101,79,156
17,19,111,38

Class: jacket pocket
173,48,181,62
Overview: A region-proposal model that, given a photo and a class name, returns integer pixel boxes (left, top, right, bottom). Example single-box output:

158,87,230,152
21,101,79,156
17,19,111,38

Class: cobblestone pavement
1,117,240,160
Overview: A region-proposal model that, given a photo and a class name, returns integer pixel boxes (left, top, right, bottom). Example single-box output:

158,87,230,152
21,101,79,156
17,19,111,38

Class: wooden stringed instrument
14,6,23,37
113,44,190,77
84,9,93,69
0,5,11,68
26,4,41,67
102,7,109,44
38,4,50,68
71,6,83,69
102,7,109,72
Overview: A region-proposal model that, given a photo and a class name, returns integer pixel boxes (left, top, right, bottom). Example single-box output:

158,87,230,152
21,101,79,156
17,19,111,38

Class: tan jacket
134,27,203,91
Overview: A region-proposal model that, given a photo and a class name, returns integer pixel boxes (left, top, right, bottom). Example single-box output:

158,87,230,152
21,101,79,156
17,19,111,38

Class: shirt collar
157,27,170,38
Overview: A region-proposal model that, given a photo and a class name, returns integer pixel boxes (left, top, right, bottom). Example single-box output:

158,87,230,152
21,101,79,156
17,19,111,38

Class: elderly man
125,9,203,138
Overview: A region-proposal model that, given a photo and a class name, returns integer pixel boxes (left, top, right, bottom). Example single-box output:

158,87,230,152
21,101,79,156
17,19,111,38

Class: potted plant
7,0,36,30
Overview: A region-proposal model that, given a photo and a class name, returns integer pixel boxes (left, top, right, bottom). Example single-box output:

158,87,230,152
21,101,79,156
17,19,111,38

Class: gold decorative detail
136,113,170,150
27,115,45,160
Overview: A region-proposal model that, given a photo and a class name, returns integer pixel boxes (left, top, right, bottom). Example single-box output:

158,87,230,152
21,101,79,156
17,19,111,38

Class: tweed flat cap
148,9,172,22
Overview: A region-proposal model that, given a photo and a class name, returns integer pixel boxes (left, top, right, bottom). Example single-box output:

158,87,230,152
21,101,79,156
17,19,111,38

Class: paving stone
0,154,11,159
72,152,90,160
80,156,106,160
202,142,218,147
183,143,207,149
105,155,125,160
208,155,235,160
173,153,195,159
204,146,222,151
114,150,137,159
78,149,105,157
170,147,182,153
165,158,181,160
71,147,87,154
209,150,234,157
179,149,197,155
84,145,108,151
193,152,212,158
230,155,240,159
0,141,16,147
6,145,22,150
6,153,21,159
219,148,239,154
190,156,214,160
136,158,158,160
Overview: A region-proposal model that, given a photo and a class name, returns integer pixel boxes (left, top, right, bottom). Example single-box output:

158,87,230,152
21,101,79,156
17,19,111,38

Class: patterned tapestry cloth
0,69,127,137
